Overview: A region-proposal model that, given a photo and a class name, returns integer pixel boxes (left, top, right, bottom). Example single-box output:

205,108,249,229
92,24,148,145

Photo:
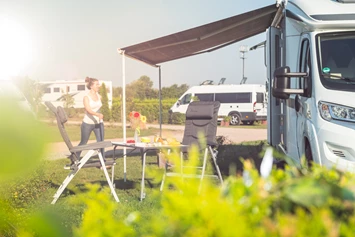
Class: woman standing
77,77,105,158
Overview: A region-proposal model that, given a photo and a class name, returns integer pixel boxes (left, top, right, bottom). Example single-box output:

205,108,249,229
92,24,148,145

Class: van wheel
305,141,313,168
230,114,241,125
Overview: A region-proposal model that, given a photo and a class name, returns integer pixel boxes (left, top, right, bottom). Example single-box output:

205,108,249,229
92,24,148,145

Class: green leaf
284,178,331,208
0,99,47,182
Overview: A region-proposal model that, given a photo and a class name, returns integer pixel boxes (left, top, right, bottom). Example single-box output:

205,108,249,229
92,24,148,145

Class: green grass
219,123,267,129
1,140,267,235
43,123,164,142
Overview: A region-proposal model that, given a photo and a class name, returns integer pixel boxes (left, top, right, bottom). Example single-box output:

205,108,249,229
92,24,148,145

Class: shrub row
111,98,185,124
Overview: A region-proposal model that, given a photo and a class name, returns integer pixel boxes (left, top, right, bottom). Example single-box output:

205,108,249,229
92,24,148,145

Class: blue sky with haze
1,0,276,88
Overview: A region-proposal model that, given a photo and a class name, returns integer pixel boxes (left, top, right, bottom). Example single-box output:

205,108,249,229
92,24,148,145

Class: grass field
1,138,267,235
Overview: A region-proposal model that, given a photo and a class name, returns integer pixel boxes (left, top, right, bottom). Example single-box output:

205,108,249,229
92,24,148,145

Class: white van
0,80,35,116
170,84,267,125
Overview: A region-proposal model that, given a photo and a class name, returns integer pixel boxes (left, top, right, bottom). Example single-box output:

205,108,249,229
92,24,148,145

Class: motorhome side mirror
177,100,181,107
272,66,308,99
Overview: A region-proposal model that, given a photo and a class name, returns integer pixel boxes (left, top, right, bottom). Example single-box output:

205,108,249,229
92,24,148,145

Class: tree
99,82,111,121
61,92,74,109
161,84,189,99
112,86,122,98
126,75,158,100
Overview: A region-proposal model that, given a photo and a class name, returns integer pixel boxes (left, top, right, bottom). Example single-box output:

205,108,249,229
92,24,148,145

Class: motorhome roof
287,0,355,28
189,84,265,91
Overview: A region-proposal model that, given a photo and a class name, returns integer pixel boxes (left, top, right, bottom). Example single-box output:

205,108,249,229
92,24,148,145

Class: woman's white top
83,92,102,124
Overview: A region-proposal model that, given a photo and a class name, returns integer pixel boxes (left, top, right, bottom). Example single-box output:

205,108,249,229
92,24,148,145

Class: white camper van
39,80,113,109
170,84,267,125
263,0,355,171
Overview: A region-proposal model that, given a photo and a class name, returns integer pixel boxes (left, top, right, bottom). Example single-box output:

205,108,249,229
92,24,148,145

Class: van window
256,93,264,103
181,93,192,105
195,93,214,101
215,93,251,103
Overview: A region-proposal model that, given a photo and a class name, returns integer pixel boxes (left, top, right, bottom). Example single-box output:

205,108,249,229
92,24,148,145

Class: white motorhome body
170,84,267,125
265,0,355,171
38,80,113,109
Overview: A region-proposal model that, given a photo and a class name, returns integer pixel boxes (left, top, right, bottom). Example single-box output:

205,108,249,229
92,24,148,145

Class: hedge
110,98,183,124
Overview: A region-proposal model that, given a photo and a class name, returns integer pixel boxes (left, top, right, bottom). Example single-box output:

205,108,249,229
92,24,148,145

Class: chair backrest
182,101,220,147
45,101,74,151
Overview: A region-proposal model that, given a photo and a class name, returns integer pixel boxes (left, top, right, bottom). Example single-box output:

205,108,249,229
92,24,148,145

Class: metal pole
242,56,245,84
158,66,162,137
239,45,248,84
120,50,127,182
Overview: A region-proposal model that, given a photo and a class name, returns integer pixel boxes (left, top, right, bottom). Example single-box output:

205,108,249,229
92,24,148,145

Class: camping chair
45,101,119,204
160,101,224,192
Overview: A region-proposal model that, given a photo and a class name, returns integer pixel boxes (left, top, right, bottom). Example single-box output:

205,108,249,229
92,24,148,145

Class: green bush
111,98,177,123
99,82,111,121
111,98,121,122
170,112,186,124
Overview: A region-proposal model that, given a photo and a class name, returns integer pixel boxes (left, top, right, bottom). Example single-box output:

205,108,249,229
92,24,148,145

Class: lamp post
239,45,249,84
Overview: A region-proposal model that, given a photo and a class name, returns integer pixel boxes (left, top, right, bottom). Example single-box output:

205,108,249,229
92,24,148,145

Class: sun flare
0,17,34,79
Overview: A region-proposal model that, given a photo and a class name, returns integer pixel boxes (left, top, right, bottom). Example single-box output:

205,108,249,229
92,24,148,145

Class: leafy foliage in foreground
70,157,355,237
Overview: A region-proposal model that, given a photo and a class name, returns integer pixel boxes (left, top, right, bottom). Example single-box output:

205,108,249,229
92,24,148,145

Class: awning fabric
119,4,278,67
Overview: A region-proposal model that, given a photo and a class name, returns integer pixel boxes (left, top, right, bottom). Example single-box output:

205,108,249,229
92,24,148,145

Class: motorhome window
195,93,214,101
181,93,192,105
77,85,85,91
215,93,251,103
256,93,264,103
44,88,51,93
299,39,312,96
53,87,60,92
317,31,355,92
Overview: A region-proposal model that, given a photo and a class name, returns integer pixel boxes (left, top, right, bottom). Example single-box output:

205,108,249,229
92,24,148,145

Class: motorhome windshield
317,31,355,91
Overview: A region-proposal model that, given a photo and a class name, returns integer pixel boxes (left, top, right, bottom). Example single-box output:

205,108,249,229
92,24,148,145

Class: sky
0,0,276,88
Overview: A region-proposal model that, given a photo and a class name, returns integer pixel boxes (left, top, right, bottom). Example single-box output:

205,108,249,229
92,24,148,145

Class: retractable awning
117,3,279,182
119,4,278,67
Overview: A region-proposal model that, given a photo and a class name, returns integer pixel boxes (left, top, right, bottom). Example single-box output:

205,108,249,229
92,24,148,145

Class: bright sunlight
0,17,34,79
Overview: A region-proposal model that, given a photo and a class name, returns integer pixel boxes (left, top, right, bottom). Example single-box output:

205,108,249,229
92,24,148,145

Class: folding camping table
112,142,188,201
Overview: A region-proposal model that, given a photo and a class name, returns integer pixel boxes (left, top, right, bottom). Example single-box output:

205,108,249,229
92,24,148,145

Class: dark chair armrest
70,141,112,152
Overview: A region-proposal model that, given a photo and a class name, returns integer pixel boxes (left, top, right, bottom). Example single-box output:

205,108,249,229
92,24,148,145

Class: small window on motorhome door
299,39,312,97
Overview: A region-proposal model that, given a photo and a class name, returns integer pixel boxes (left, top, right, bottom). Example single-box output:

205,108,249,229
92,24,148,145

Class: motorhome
170,83,267,125
38,80,113,109
263,0,355,171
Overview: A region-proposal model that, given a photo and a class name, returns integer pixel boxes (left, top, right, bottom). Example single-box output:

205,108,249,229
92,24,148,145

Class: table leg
140,150,147,201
